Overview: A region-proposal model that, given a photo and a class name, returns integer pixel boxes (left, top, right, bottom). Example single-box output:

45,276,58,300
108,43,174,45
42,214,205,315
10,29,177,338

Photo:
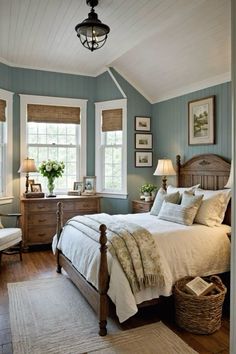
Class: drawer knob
38,233,46,237
38,219,47,222
37,206,45,210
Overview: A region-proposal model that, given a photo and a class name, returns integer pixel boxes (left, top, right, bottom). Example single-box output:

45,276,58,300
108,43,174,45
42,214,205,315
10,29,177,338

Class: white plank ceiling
0,0,231,103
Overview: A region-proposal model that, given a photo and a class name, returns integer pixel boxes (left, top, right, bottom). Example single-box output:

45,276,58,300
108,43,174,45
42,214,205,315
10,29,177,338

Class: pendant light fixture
75,0,110,52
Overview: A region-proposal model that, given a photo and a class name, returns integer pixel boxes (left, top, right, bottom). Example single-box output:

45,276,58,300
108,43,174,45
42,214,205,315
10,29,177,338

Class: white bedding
53,213,231,323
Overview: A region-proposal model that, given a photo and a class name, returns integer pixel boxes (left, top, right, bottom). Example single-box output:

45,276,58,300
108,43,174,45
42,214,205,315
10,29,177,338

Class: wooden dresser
20,195,101,248
132,200,153,213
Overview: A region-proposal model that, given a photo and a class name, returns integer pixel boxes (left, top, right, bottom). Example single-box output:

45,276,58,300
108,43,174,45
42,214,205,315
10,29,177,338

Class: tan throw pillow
150,188,180,216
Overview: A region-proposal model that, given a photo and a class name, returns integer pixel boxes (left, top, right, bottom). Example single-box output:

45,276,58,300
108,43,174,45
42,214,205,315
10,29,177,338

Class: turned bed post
176,154,181,187
98,224,109,336
56,202,63,273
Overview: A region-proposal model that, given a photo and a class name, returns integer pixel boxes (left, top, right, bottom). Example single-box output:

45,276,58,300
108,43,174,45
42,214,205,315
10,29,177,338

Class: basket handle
210,275,225,290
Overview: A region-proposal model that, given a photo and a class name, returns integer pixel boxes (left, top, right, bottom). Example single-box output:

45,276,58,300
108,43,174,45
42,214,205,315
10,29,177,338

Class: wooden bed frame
56,154,231,336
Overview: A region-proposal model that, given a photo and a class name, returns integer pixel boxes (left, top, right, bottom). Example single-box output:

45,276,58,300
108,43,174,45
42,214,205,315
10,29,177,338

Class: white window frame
95,99,127,199
19,94,87,195
0,88,13,205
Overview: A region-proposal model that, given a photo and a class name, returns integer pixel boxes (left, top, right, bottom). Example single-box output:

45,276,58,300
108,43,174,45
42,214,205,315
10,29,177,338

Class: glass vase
47,178,56,197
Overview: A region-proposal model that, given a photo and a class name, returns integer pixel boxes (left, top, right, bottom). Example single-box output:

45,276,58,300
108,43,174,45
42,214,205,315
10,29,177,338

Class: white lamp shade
153,159,176,176
224,162,233,188
18,157,38,173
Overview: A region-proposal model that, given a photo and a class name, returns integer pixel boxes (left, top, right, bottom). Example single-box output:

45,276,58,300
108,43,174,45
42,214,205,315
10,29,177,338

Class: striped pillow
158,200,200,226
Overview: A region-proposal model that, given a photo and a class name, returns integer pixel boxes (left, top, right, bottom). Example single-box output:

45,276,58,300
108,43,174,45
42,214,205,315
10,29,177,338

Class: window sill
96,192,128,199
0,196,14,205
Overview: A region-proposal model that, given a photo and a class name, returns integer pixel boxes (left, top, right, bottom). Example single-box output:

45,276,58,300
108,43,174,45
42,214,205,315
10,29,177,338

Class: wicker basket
174,275,226,334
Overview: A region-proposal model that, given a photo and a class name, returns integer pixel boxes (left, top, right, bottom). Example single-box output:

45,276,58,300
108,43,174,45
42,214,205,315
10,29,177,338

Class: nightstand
132,200,153,213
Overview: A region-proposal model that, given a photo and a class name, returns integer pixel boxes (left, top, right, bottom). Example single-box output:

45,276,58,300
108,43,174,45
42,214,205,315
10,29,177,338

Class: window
0,89,13,204
20,95,87,194
95,99,127,198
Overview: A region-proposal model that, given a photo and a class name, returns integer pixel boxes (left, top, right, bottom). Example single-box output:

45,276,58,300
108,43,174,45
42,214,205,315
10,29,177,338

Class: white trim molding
19,94,87,194
95,98,127,199
0,88,13,203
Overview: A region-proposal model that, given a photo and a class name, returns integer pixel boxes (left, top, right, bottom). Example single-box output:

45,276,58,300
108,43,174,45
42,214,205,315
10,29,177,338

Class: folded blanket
61,213,165,294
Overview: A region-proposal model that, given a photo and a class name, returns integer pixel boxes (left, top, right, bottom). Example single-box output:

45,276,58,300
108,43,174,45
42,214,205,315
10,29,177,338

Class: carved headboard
176,154,231,225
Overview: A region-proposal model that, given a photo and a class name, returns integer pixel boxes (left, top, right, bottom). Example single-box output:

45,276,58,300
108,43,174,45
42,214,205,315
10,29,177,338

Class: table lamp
153,158,176,190
18,157,38,194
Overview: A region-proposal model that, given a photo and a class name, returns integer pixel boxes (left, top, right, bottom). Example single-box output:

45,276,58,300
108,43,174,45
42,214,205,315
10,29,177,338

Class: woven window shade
0,99,6,122
27,104,80,124
102,109,122,132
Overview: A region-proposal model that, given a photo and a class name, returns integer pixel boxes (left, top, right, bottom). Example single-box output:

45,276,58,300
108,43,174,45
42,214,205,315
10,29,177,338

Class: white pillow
194,189,231,227
167,184,200,195
150,188,180,216
158,200,200,226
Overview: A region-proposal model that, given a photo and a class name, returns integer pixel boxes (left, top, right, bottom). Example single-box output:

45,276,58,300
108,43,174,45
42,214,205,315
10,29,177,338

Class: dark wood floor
0,251,230,354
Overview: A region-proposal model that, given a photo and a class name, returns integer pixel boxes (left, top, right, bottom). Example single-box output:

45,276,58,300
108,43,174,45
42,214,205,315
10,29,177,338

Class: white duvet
53,213,231,323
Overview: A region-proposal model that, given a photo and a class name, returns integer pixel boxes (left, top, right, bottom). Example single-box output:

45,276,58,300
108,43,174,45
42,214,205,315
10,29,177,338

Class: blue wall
0,64,154,213
0,62,232,214
152,82,231,186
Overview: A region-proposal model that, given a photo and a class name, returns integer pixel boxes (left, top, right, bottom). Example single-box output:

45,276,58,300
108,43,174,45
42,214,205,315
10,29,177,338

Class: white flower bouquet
38,160,65,179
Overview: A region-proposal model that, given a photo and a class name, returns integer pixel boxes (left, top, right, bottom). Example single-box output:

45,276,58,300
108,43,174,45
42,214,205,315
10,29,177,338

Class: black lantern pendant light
75,0,110,52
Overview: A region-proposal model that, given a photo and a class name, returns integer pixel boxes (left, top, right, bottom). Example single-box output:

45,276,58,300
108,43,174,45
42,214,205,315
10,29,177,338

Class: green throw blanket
63,213,165,294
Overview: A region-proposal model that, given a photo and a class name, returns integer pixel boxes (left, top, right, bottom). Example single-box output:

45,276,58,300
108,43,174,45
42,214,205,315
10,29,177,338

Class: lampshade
75,0,110,52
153,159,176,191
153,159,176,176
18,157,37,173
18,157,37,194
224,162,233,188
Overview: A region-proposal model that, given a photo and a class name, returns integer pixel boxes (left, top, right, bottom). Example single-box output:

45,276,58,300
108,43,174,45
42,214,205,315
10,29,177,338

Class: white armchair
0,213,22,265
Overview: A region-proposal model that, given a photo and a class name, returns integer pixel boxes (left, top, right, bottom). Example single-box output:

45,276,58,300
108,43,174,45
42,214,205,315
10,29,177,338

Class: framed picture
73,181,83,192
188,96,215,145
28,179,35,187
135,116,151,131
82,176,96,195
135,151,153,167
135,133,152,149
31,183,42,192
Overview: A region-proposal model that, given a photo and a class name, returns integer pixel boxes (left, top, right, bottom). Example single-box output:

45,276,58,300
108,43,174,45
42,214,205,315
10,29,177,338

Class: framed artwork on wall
135,116,151,131
135,151,153,167
135,133,152,149
188,96,215,145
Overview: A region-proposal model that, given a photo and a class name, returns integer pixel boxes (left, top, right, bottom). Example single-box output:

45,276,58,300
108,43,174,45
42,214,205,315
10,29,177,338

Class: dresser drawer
29,201,74,212
27,213,57,226
132,200,153,213
75,199,98,211
27,227,56,244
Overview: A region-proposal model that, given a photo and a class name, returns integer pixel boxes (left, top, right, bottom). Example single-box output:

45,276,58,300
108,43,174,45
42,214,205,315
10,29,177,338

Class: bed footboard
55,202,110,336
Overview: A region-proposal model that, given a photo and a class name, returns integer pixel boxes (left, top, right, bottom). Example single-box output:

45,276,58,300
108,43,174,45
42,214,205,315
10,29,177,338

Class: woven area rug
8,276,198,354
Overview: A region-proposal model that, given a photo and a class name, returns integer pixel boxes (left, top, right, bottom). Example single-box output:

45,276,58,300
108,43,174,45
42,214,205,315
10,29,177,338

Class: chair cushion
0,228,22,251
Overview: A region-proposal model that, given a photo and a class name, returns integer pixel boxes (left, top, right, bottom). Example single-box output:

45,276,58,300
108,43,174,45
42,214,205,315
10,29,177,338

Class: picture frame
73,181,83,192
82,176,96,195
188,96,215,145
135,133,152,149
135,151,153,167
135,116,151,131
28,179,35,187
31,183,42,192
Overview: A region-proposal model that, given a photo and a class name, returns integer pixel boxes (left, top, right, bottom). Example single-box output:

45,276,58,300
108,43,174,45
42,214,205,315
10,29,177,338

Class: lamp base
162,176,167,191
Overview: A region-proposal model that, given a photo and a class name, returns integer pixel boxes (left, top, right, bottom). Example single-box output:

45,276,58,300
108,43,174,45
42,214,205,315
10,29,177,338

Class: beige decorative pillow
150,189,180,216
194,189,231,227
158,200,200,226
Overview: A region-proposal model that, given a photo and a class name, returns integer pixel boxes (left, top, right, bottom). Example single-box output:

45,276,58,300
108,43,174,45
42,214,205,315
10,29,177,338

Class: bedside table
132,200,153,213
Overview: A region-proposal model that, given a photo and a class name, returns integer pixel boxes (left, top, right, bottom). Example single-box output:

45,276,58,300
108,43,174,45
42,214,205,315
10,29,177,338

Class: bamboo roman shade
27,104,80,124
0,99,6,122
102,108,122,132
